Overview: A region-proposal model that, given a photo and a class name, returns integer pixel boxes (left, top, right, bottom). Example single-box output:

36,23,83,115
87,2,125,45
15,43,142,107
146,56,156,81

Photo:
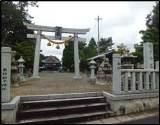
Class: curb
84,110,159,124
117,113,158,124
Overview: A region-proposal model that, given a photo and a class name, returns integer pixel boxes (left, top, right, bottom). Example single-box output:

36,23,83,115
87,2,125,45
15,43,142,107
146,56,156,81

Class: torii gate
24,22,89,79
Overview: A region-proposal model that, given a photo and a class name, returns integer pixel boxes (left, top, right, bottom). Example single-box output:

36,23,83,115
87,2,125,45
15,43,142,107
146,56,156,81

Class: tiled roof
42,56,60,64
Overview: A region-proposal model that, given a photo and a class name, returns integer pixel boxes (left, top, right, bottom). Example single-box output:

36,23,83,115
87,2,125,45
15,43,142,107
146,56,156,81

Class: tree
83,38,97,59
1,1,38,70
62,40,74,72
79,38,97,72
12,41,35,70
132,43,143,63
1,1,38,46
87,38,97,57
98,37,114,54
88,38,97,49
116,43,129,56
79,41,88,72
134,2,159,61
62,38,97,72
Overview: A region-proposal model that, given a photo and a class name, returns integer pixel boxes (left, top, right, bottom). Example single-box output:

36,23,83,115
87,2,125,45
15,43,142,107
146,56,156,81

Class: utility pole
95,16,102,55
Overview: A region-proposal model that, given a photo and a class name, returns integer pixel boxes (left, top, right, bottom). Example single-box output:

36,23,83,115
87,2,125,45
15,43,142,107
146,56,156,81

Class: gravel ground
11,71,112,98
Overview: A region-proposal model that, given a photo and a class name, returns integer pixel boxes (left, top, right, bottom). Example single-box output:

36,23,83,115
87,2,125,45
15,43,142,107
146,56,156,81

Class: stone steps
19,96,106,110
17,111,108,124
17,103,109,120
16,93,112,124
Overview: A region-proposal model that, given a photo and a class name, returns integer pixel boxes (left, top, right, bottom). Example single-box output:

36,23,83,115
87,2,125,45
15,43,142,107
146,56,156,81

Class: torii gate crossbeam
24,22,89,34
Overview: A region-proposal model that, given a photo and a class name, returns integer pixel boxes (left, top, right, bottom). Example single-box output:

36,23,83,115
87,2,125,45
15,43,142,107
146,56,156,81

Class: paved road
120,115,159,124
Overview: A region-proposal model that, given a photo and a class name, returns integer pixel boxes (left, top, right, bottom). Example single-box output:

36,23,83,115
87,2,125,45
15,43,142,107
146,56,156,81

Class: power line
85,23,97,44
95,16,102,55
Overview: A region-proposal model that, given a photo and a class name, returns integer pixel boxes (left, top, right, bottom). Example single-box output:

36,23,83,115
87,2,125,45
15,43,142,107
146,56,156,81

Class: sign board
55,26,62,40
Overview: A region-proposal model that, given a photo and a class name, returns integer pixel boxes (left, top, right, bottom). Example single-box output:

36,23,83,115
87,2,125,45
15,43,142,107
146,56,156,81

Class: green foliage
88,38,97,48
1,1,37,46
79,41,87,72
62,38,97,72
132,43,143,63
98,37,114,54
62,40,74,72
79,38,97,72
13,41,35,70
87,38,97,57
1,1,38,71
116,43,129,56
146,2,159,29
83,38,97,59
134,2,159,61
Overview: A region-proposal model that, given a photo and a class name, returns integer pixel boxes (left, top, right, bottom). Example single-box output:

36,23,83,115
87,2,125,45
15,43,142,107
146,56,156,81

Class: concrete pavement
119,115,159,124
81,109,159,124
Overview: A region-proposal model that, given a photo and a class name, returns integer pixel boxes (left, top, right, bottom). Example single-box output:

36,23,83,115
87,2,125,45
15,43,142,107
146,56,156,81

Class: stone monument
1,47,12,103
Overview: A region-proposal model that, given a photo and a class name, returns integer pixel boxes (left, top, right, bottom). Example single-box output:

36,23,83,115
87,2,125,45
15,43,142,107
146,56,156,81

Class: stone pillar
32,30,41,79
139,72,143,90
90,66,96,79
155,61,159,89
112,54,122,94
1,47,12,103
155,61,159,70
143,42,154,69
131,72,136,91
73,33,81,79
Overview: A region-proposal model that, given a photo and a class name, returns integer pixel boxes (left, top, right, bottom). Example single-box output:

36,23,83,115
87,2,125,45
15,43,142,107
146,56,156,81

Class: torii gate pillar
73,33,81,79
32,30,41,79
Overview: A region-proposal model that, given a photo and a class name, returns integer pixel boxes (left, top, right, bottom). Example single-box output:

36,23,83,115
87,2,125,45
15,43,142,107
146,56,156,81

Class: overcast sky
28,1,156,61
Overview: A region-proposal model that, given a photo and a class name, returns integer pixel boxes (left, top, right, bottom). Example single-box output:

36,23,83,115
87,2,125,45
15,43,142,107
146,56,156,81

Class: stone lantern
17,56,26,82
102,57,112,74
11,51,20,87
89,60,97,84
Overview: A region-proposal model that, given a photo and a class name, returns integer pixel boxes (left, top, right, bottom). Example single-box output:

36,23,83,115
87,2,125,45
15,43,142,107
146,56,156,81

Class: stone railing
120,69,159,94
112,53,159,95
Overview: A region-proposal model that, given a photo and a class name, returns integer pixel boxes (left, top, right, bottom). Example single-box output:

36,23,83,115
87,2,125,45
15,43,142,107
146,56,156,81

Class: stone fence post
1,47,12,103
155,61,159,70
112,54,121,94
155,61,159,89
143,42,154,69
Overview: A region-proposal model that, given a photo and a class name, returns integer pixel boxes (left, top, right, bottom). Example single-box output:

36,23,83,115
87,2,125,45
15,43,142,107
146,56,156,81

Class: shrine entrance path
11,72,112,98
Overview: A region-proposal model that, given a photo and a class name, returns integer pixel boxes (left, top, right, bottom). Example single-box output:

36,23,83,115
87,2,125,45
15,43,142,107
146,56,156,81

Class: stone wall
103,92,159,115
2,96,20,123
